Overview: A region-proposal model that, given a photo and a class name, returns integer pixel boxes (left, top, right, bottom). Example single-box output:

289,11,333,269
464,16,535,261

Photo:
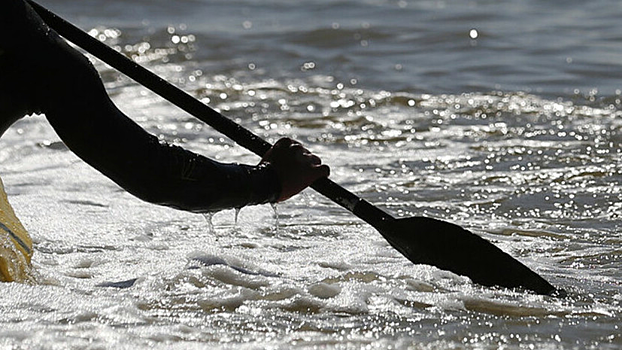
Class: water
1,0,621,348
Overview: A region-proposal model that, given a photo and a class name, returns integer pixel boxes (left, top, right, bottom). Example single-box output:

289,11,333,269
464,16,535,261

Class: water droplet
270,203,279,233
202,213,214,233
234,208,241,226
469,28,479,40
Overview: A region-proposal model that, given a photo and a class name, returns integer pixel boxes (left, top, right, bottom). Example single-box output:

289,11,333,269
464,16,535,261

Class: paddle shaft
28,1,395,232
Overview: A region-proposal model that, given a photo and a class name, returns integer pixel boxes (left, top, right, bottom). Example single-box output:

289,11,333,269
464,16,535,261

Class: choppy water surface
1,0,621,349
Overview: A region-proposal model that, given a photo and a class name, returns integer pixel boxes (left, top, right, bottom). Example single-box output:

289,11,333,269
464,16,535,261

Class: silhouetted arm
2,0,281,212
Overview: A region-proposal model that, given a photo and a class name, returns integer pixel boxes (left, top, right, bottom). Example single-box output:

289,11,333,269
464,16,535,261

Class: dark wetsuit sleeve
2,0,281,212
43,45,281,213
47,98,282,212
51,109,282,212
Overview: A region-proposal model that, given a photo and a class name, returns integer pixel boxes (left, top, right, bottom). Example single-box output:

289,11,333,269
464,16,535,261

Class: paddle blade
380,216,558,295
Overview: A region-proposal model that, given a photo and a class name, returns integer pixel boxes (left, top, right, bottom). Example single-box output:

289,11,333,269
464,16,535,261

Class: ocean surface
1,0,621,349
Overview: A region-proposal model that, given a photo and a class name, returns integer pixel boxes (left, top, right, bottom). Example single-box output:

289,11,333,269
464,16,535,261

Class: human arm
2,0,328,212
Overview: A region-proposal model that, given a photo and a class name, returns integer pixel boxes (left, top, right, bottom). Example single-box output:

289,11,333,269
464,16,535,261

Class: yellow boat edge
0,175,34,283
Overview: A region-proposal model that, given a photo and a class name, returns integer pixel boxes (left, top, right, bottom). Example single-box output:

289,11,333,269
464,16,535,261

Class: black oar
29,1,560,295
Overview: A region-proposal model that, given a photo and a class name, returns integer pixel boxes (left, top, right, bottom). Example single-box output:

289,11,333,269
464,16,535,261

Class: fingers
290,142,314,163
313,163,330,178
273,137,294,148
308,153,321,166
289,143,328,177
264,138,322,167
261,137,294,163
260,137,330,202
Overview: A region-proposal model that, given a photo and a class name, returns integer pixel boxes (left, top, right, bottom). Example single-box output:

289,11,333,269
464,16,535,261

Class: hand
260,138,330,202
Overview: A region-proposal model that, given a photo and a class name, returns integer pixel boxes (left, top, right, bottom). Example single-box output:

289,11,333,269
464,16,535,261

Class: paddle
29,1,560,295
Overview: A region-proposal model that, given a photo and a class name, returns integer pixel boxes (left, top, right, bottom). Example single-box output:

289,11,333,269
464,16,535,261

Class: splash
270,202,279,233
234,207,241,226
202,212,215,234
